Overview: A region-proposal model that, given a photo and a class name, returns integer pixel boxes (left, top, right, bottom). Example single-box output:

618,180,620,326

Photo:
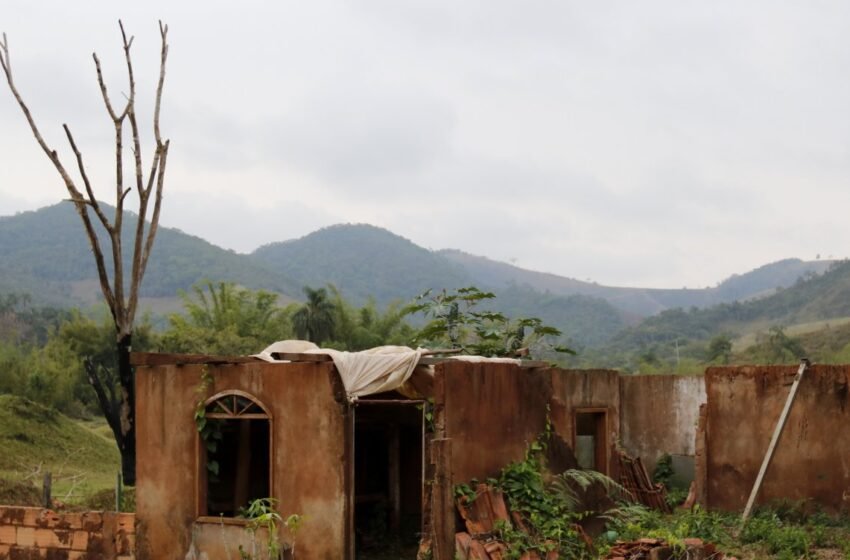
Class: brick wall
0,506,134,559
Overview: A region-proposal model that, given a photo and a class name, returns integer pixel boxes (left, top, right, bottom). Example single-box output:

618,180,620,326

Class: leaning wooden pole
741,358,810,523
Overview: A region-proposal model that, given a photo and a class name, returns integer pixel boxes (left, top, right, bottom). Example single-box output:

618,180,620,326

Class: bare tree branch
62,124,112,232
128,22,169,325
3,21,170,485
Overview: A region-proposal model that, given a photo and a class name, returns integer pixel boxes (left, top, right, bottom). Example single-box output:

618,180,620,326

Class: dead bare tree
0,22,170,485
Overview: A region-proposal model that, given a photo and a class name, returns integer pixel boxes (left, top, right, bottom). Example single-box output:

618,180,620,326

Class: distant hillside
252,224,473,305
0,203,836,349
0,203,300,308
440,250,832,316
250,224,633,346
0,395,119,505
606,259,850,353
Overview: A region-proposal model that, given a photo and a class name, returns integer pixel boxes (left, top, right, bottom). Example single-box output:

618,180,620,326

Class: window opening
200,391,271,517
574,410,608,474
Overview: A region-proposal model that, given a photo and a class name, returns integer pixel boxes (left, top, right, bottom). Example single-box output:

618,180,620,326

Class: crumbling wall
619,374,705,478
0,506,134,559
437,361,553,484
704,364,850,512
135,360,350,560
427,364,621,558
550,369,621,476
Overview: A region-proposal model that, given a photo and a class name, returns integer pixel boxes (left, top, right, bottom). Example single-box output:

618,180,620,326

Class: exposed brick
0,508,26,527
0,525,16,545
80,512,102,532
15,527,35,548
20,510,43,529
31,528,67,548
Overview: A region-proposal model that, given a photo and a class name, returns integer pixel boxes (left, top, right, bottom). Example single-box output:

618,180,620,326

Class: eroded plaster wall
705,365,850,512
550,369,621,476
619,374,706,476
135,361,349,560
0,506,134,559
438,362,553,484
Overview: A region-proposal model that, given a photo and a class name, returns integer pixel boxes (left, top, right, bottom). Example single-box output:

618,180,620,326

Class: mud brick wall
619,374,706,477
135,361,349,560
704,364,850,512
0,506,135,559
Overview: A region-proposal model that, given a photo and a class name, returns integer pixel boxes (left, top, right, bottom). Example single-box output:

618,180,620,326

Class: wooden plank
431,438,455,560
741,359,810,523
418,357,549,368
270,352,333,362
129,352,258,366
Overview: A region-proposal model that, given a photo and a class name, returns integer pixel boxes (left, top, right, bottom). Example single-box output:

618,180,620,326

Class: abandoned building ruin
1,346,848,560
123,344,850,560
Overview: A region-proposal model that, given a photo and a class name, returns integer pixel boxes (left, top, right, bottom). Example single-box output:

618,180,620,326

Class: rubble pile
453,483,590,560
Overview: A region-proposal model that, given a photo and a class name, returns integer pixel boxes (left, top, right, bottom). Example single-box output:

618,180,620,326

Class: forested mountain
251,224,473,305
0,203,300,307
0,202,837,349
606,259,850,355
439,250,833,316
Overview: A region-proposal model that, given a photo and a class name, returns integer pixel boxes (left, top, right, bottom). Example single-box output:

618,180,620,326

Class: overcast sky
1,1,849,288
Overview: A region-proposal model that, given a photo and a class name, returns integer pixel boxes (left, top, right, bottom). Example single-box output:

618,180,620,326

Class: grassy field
0,394,120,508
733,316,850,351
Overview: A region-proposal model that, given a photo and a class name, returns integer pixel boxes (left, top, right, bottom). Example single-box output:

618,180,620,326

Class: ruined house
131,347,624,560
123,353,850,560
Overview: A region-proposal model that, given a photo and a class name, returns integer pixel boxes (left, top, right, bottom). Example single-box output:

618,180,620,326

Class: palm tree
292,286,336,345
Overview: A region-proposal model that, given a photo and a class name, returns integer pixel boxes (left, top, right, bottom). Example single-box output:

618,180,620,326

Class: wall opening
199,391,271,517
353,400,423,559
574,409,608,474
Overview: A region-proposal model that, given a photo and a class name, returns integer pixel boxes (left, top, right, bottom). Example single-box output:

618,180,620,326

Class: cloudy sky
1,1,848,288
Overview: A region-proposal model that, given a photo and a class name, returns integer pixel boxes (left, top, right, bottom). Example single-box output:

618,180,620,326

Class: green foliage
652,454,674,489
606,502,850,560
405,286,573,358
706,334,733,364
291,286,336,345
238,498,302,560
324,287,414,350
0,303,157,417
462,424,626,559
0,395,120,505
161,281,293,355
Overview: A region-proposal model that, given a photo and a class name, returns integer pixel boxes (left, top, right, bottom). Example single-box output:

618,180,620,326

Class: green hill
0,395,120,505
0,203,835,349
440,250,832,317
0,203,301,309
252,223,472,305
604,260,850,358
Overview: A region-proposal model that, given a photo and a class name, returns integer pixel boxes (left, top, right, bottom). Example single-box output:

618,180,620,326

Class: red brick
0,525,16,545
15,526,35,547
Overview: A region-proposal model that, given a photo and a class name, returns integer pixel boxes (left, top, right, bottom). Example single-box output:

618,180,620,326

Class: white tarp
254,341,423,401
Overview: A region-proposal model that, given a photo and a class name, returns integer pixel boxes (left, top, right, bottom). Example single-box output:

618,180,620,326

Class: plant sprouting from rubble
237,498,302,560
403,286,574,358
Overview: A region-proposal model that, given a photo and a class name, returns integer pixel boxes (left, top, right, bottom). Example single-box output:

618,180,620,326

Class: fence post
115,472,123,512
42,472,52,509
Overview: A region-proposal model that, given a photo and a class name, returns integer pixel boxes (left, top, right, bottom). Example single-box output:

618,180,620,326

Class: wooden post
388,423,401,532
115,472,123,512
42,472,52,509
431,438,454,560
741,359,809,523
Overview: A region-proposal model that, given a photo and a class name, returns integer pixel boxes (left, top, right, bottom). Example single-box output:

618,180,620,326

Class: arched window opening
200,391,271,517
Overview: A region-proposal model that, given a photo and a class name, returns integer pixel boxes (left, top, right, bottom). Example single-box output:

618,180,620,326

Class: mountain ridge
0,202,836,348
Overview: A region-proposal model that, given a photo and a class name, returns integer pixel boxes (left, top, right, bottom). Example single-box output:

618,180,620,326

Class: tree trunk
117,333,136,486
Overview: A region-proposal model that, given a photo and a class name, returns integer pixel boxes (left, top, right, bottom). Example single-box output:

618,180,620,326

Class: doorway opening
353,400,423,559
574,409,608,474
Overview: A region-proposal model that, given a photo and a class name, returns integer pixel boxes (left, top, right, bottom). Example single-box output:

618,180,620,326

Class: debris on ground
604,537,734,560
617,451,671,513
453,483,591,559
